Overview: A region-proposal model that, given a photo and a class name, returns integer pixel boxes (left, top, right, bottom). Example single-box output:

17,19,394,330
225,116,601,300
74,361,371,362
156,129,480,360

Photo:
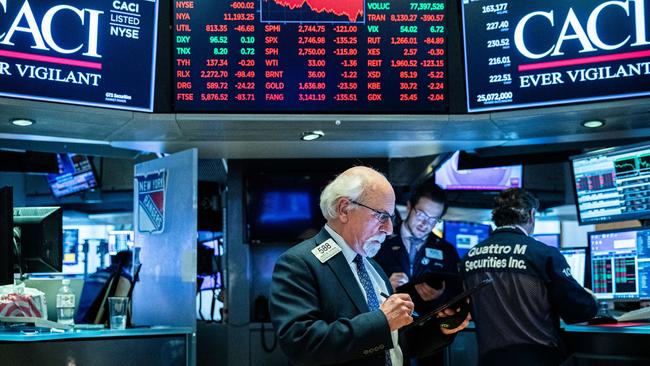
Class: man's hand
415,281,445,301
380,293,414,331
389,272,409,291
436,299,471,335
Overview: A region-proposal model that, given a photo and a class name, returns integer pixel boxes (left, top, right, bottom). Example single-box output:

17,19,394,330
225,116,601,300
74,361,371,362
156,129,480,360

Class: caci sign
515,0,649,59
0,0,103,58
0,0,158,112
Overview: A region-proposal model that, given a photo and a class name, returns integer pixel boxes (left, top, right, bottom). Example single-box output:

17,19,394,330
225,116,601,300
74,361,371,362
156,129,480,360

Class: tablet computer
396,271,461,293
407,278,493,328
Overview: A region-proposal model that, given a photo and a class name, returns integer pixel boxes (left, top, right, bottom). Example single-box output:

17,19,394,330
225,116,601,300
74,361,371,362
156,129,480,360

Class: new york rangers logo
136,169,166,233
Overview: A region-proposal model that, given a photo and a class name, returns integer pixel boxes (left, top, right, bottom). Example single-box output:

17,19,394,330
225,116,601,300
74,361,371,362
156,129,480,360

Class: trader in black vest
461,188,597,366
374,182,461,313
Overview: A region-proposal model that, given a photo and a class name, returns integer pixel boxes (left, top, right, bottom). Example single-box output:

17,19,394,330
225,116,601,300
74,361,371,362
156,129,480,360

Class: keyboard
616,306,650,322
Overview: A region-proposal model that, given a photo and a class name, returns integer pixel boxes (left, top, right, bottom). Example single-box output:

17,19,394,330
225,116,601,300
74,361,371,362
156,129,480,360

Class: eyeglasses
350,200,395,224
413,209,442,226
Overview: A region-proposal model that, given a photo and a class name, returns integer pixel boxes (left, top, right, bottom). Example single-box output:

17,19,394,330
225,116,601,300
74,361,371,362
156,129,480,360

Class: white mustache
367,234,386,243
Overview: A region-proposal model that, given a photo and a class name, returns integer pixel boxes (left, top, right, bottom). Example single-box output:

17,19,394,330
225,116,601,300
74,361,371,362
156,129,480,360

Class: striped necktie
408,237,423,276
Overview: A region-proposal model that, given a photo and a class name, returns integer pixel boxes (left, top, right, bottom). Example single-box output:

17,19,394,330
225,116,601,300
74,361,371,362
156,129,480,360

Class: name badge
311,239,342,263
425,248,443,260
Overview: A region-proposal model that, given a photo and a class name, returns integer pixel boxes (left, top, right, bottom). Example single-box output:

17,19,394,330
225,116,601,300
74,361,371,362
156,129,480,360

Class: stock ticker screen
461,0,650,112
173,0,449,112
571,142,650,225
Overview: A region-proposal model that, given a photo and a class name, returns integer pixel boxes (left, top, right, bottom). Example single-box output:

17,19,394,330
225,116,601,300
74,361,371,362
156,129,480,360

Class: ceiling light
581,120,604,128
301,130,324,141
10,118,34,127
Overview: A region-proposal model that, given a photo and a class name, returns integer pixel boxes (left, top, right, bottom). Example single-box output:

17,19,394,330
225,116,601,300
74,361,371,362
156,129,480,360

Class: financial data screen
572,143,650,225
589,227,650,300
444,221,491,258
173,0,449,112
461,0,650,112
560,248,586,287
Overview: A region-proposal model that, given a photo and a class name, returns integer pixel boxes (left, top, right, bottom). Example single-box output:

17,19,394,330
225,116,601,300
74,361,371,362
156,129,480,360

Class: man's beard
362,234,386,257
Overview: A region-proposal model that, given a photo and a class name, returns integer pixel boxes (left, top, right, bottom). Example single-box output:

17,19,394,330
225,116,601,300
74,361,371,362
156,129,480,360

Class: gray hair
319,172,367,220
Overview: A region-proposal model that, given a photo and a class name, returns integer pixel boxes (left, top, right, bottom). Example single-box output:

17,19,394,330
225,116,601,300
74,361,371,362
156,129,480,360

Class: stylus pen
380,292,417,316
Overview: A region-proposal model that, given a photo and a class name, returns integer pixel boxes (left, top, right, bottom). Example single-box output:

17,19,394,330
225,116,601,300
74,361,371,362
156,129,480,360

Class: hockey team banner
136,169,166,234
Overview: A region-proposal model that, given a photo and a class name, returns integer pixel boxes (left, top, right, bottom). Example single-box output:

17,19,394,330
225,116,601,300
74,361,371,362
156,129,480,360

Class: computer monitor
589,227,650,301
533,234,561,248
63,229,79,264
13,207,63,273
560,247,588,287
435,151,522,191
443,221,492,258
47,153,98,198
571,142,650,225
0,187,13,285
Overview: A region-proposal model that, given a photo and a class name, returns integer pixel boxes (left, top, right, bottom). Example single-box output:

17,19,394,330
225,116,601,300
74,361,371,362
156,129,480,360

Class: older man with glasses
269,166,469,366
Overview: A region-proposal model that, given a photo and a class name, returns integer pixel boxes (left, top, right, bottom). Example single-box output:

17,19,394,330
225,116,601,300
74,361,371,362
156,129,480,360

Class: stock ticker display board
0,0,159,112
461,0,650,112
173,0,449,113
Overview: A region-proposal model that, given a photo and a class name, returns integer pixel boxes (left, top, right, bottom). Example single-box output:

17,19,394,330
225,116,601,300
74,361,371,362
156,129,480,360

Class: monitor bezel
570,141,650,225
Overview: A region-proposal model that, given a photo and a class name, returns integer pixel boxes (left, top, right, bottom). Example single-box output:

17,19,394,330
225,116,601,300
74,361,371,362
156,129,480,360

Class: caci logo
514,0,650,59
0,0,103,58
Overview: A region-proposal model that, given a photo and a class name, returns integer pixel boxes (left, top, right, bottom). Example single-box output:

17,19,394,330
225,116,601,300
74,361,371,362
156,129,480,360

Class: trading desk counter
562,323,650,365
0,326,194,366
448,322,650,366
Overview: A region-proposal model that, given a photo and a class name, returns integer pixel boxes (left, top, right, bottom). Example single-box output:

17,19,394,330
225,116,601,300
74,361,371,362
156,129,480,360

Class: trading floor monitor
534,234,561,248
443,221,491,258
0,187,13,285
589,227,650,300
13,207,63,274
560,247,588,287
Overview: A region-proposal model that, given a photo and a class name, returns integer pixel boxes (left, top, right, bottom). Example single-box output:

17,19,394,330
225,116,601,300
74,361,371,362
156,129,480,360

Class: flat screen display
461,0,650,112
246,169,333,244
0,0,159,111
173,0,449,112
560,247,587,287
589,227,650,300
435,151,522,190
443,220,491,258
571,142,650,225
533,233,560,248
47,154,98,198
62,229,79,264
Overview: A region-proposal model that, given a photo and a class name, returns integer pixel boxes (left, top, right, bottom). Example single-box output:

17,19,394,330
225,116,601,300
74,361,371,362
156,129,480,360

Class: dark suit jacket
373,227,461,313
270,228,453,366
